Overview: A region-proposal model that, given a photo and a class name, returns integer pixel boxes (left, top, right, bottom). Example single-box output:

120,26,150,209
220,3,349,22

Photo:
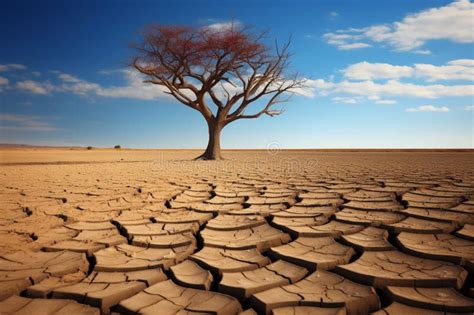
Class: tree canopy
132,24,304,159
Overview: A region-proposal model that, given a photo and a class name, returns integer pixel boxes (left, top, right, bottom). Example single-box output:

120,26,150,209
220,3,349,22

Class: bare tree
132,24,305,160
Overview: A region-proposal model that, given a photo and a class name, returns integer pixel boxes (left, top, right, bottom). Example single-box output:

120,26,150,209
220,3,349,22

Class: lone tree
132,24,304,160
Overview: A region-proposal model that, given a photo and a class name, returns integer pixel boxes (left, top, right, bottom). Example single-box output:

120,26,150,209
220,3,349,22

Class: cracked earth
0,149,473,314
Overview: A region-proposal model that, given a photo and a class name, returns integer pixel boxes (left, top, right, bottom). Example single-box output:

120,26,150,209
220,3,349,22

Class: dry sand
0,149,473,314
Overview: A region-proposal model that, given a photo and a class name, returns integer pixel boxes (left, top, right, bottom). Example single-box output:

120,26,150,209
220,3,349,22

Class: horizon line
0,144,473,152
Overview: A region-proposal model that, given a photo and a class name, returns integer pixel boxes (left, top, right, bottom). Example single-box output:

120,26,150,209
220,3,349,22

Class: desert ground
0,149,473,315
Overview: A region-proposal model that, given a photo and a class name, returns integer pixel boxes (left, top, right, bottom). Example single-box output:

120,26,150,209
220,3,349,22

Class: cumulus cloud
0,63,27,72
10,62,474,108
0,114,59,131
15,69,170,100
305,78,474,99
327,94,397,105
338,42,372,50
341,80,472,98
302,58,474,102
96,70,170,99
414,49,432,55
203,20,242,32
0,77,9,85
61,81,100,96
16,80,56,95
58,73,81,83
375,99,397,105
449,59,474,66
343,59,474,81
324,0,474,52
331,96,361,104
322,32,371,50
414,61,474,81
344,62,413,80
406,105,450,112
302,79,336,97
55,69,306,102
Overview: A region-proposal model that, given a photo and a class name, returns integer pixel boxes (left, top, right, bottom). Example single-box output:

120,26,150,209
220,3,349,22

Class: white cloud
338,43,372,50
301,59,474,102
322,32,371,50
203,20,242,33
343,59,474,81
10,62,474,109
414,61,474,81
367,95,380,100
406,105,450,112
0,114,59,131
0,77,8,85
324,0,474,52
327,94,397,105
6,64,26,70
306,78,474,99
330,94,397,105
16,80,56,95
375,99,397,105
61,80,100,96
341,80,473,98
344,62,413,80
291,82,317,97
449,59,474,66
15,70,170,100
58,73,81,83
95,70,169,100
414,49,432,55
98,69,123,75
329,11,339,19
57,71,100,96
331,96,361,104
0,63,27,72
465,105,474,111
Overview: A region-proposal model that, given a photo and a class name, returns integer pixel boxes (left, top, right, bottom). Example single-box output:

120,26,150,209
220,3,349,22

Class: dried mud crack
0,150,473,314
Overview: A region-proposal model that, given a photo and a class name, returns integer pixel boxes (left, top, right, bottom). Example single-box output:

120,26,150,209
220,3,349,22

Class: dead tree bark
131,24,305,160
196,118,223,160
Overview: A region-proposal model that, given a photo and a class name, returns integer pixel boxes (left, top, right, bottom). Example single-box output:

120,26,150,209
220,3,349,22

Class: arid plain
0,149,473,315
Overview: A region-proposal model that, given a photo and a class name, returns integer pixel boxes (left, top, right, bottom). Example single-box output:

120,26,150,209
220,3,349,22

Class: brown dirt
0,149,473,314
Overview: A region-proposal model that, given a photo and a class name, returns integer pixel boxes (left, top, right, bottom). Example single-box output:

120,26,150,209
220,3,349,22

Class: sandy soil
0,149,473,314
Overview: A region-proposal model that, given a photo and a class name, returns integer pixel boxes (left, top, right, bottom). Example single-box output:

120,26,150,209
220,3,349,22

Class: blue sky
0,0,473,148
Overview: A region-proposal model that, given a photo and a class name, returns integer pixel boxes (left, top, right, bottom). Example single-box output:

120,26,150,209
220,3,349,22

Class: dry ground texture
0,149,473,315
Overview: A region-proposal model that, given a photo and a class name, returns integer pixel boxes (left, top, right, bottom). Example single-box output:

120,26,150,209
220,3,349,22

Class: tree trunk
196,119,223,160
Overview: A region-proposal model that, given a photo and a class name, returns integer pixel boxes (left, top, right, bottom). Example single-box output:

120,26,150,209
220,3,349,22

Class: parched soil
0,149,473,314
